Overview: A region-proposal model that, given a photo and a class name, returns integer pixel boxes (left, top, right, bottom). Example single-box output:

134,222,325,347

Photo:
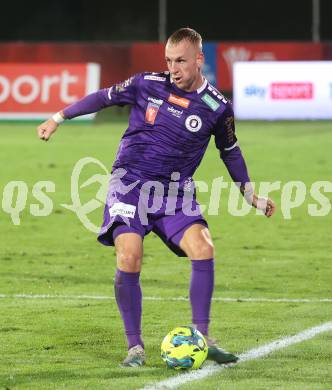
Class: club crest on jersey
168,94,190,108
145,102,160,125
185,115,202,132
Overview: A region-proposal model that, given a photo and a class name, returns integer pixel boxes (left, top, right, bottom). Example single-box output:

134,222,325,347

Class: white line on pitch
141,321,332,390
0,293,331,303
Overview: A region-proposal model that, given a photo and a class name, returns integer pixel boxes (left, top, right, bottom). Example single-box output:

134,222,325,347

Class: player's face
165,40,204,92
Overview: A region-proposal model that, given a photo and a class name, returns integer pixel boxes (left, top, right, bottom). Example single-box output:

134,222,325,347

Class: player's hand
37,118,58,141
252,195,276,218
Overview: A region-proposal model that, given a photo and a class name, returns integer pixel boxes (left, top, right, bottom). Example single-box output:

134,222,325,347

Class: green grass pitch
0,119,331,389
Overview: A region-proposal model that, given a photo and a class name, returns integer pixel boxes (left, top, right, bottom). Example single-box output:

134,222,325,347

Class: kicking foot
205,337,238,364
122,345,145,367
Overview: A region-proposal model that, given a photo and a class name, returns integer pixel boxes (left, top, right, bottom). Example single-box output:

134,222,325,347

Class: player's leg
179,223,214,337
97,179,149,366
179,224,238,364
113,228,145,367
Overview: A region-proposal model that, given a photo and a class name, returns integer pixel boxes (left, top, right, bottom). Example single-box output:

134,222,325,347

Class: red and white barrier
0,63,100,120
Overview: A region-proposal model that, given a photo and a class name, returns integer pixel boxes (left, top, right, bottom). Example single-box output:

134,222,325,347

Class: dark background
0,0,331,42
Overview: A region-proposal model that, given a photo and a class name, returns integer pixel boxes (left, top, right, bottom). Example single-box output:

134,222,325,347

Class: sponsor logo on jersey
109,202,136,218
167,106,183,118
168,94,190,108
148,96,163,105
145,102,160,125
207,85,227,103
201,93,220,111
144,75,166,81
115,76,134,93
225,116,235,144
185,115,202,132
115,84,126,93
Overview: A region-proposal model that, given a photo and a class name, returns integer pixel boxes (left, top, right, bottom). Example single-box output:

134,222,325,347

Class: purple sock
114,269,144,349
190,259,214,336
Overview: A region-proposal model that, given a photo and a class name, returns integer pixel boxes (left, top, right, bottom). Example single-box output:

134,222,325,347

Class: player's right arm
37,111,64,141
37,75,140,141
213,103,275,218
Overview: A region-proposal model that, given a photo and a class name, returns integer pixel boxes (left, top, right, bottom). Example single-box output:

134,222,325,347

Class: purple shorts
97,180,208,257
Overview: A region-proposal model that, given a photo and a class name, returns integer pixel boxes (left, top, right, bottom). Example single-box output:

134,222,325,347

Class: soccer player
37,28,275,367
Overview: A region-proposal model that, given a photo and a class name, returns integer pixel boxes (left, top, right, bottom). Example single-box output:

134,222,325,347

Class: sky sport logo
270,83,313,100
244,83,314,100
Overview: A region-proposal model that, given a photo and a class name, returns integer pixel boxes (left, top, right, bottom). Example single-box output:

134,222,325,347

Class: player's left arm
213,104,275,218
37,75,140,141
240,182,275,218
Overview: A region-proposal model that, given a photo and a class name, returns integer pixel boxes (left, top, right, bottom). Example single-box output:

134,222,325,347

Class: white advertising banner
233,61,332,120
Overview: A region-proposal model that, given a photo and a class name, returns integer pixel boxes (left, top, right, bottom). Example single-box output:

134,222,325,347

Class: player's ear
196,52,204,69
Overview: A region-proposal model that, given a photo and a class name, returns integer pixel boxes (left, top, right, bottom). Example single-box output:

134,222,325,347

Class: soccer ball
161,326,208,370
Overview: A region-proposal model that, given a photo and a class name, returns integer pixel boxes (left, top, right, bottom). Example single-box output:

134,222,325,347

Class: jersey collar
196,78,208,94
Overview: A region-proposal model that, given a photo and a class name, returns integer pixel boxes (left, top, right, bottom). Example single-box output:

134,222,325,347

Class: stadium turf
0,120,331,389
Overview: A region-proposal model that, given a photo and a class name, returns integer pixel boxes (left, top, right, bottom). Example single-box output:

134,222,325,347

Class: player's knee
187,240,214,260
117,251,142,272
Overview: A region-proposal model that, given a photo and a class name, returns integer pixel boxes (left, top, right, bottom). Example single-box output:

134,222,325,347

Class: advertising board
233,61,332,119
0,63,100,120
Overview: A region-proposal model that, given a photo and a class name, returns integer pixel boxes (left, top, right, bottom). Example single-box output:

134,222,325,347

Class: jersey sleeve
106,74,140,106
213,103,238,153
213,103,250,186
63,74,140,119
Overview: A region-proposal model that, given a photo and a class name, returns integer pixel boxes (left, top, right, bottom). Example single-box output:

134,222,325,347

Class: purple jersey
64,72,249,189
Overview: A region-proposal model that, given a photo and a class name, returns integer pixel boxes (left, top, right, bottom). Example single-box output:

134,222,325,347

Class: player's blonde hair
167,28,202,51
